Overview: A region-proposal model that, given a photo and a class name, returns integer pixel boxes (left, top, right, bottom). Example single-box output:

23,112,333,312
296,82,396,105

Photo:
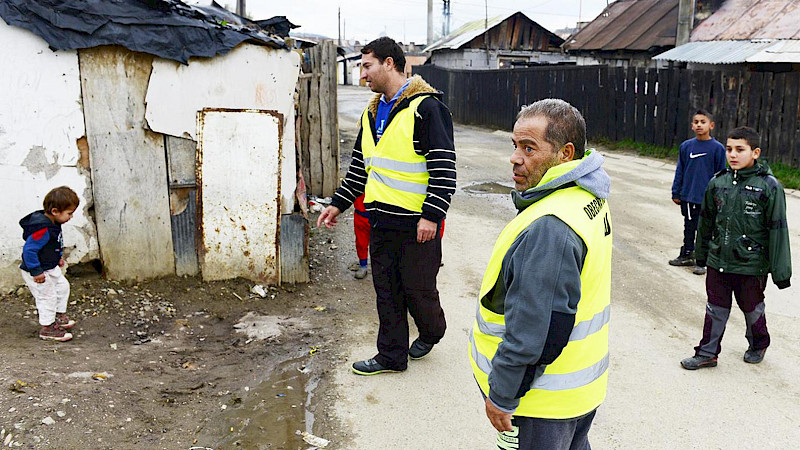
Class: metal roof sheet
653,39,800,64
564,0,678,52
691,0,800,41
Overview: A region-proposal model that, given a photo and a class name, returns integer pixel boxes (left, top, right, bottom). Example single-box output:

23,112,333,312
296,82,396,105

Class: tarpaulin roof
0,0,287,64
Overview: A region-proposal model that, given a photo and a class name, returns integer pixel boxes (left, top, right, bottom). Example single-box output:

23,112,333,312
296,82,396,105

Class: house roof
423,11,562,53
563,0,678,53
654,39,800,64
691,0,800,41
0,0,286,64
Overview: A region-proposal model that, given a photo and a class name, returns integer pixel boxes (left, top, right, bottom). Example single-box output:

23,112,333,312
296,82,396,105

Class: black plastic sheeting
0,0,288,64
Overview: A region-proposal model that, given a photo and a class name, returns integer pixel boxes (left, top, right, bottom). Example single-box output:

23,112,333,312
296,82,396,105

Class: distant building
654,0,800,72
563,0,679,68
423,12,571,70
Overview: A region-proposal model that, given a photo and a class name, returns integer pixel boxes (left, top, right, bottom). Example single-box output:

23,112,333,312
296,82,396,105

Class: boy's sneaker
39,323,73,342
354,266,368,279
692,265,707,275
743,347,767,364
669,252,695,267
680,355,717,370
351,358,404,376
56,313,76,330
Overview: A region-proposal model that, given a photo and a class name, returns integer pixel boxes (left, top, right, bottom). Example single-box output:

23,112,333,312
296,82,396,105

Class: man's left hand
417,218,437,243
485,398,513,432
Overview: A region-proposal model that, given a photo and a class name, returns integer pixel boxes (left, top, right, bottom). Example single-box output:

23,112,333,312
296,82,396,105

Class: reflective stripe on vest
469,156,612,419
360,95,430,212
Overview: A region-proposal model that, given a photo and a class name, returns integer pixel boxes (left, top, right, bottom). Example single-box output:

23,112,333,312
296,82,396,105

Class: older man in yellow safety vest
470,99,612,449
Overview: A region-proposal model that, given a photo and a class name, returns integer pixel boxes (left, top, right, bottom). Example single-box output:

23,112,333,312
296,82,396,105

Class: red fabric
354,194,366,212
354,213,371,261
31,228,48,240
440,219,445,239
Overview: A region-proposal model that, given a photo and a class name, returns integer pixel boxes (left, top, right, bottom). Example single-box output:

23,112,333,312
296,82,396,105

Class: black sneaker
680,355,717,370
743,347,766,364
408,339,435,360
692,265,707,275
669,252,695,267
351,358,404,376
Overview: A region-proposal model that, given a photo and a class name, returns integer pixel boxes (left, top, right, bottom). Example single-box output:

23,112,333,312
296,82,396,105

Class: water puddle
463,182,513,194
194,357,319,449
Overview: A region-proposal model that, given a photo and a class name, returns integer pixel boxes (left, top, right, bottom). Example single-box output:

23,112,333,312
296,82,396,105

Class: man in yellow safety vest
470,99,612,449
318,37,456,375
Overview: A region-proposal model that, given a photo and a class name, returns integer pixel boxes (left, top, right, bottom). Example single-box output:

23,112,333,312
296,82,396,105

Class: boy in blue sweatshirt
669,109,726,275
19,186,80,342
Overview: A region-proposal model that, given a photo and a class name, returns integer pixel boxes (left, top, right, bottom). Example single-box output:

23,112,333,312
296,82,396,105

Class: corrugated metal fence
413,65,800,167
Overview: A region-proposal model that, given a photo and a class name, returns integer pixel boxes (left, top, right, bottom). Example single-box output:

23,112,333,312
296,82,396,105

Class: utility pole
427,0,433,46
236,0,246,17
338,7,342,46
676,0,695,46
484,0,489,66
442,0,451,36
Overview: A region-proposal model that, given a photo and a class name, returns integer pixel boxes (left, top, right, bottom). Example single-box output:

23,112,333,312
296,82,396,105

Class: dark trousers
497,410,597,450
369,226,446,370
695,268,770,357
680,201,701,254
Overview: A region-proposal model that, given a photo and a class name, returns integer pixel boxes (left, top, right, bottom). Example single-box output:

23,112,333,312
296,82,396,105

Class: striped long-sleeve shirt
331,80,456,229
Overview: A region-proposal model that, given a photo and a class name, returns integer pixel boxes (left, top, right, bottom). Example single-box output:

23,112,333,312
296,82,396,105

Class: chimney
676,0,696,46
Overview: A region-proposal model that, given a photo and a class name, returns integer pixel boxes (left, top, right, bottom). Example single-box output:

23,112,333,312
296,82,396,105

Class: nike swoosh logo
689,152,707,159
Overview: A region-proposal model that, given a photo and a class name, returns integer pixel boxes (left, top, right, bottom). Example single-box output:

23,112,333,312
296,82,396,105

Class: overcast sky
229,1,614,44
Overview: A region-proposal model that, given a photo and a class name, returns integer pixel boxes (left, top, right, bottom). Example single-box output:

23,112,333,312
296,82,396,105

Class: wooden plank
318,40,337,197
664,68,680,148
79,46,174,280
169,187,198,276
747,71,764,129
676,69,692,145
624,67,636,141
299,76,312,194
280,213,310,284
737,71,751,128
165,136,197,187
599,67,610,139
711,70,724,139
654,69,668,147
645,68,657,145
778,73,799,165
308,72,323,195
768,73,785,160
758,72,773,149
635,68,646,143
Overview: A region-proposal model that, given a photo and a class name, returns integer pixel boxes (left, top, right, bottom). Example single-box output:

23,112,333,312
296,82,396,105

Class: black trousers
680,201,701,254
497,410,597,450
369,226,447,370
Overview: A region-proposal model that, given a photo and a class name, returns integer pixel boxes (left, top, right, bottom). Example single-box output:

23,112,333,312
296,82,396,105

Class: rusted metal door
197,109,283,284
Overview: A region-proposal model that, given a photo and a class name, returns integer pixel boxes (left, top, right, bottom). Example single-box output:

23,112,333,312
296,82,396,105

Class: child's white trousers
20,267,70,326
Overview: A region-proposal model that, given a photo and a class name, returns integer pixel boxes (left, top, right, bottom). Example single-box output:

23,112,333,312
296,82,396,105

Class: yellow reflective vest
360,95,431,213
469,159,612,419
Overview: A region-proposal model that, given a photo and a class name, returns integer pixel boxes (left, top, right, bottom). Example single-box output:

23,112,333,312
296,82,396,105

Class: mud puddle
192,356,319,449
463,182,512,194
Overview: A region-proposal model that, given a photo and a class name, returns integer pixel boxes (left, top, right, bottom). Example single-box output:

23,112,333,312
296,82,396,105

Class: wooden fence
297,40,339,197
413,65,800,167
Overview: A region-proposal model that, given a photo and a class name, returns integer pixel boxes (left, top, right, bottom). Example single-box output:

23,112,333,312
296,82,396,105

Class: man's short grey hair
516,99,586,159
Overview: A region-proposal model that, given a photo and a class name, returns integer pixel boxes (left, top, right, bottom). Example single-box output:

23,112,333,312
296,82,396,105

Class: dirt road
326,85,800,449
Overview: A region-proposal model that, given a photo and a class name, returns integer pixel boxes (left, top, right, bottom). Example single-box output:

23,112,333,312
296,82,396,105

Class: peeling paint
76,136,90,168
22,145,61,179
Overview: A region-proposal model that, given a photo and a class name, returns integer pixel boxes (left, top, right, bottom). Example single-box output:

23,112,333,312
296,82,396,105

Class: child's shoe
354,266,368,279
669,251,695,267
680,354,717,370
39,323,73,342
743,347,766,364
56,313,76,330
692,265,707,275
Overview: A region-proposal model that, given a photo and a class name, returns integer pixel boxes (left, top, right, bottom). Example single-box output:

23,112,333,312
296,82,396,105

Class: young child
351,194,370,279
670,109,726,275
19,186,80,342
681,127,792,370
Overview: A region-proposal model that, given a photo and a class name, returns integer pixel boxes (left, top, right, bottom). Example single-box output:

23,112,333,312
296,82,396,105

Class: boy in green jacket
681,127,792,370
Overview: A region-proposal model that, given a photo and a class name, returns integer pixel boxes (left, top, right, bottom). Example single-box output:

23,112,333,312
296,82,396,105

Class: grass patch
593,137,800,190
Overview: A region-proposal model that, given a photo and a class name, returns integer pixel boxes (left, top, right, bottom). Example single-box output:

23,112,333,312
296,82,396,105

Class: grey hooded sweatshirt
485,149,611,414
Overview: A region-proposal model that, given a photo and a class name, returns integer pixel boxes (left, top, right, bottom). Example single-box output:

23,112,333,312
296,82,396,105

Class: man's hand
58,258,65,267
672,198,681,205
317,206,342,228
417,218,437,243
33,273,46,284
485,398,513,432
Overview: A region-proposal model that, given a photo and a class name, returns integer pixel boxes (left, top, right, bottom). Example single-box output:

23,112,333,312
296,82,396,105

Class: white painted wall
145,44,301,215
0,19,98,292
197,110,282,284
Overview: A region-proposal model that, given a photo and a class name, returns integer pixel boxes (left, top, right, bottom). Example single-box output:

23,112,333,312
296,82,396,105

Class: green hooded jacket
695,160,792,289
